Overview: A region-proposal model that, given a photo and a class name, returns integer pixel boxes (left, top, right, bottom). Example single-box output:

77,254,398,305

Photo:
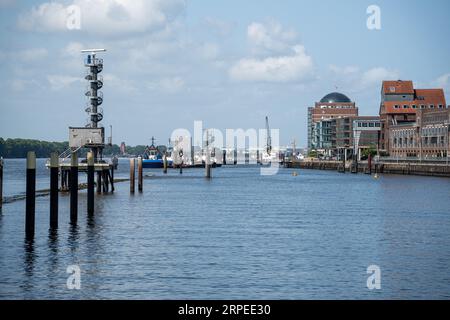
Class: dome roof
320,92,352,103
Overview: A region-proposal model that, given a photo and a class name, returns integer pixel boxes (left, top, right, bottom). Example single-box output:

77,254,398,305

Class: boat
142,137,173,169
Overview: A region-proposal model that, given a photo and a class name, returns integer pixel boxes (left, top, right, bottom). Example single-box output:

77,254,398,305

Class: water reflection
47,229,59,269
68,224,80,254
22,238,35,294
2,163,450,299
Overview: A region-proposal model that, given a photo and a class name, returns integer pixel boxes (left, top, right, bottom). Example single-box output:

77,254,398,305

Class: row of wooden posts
127,154,213,194
339,153,374,174
129,157,143,194
23,151,105,239
0,152,213,238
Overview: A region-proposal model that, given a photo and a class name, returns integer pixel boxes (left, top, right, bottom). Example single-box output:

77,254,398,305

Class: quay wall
286,161,450,178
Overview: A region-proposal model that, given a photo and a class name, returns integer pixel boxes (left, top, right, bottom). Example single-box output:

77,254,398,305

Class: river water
0,158,449,299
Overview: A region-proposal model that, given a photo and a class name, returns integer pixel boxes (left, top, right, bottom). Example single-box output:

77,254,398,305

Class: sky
0,0,449,147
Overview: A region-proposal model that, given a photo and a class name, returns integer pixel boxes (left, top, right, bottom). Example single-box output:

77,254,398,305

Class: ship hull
142,159,173,169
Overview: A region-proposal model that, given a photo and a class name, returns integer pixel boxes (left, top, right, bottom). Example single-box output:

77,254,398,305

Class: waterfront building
379,80,447,154
389,108,450,159
307,92,358,153
335,116,381,160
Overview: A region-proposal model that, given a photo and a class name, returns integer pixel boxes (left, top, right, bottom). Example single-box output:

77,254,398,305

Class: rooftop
319,92,352,104
382,80,414,95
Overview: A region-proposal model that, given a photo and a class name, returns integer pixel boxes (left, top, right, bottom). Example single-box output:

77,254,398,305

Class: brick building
389,108,450,159
379,80,447,154
308,92,358,151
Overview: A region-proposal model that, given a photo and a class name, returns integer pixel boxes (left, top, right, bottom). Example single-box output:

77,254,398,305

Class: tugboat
142,137,173,169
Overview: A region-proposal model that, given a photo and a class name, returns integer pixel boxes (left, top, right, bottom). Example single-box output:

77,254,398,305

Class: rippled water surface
1,158,450,299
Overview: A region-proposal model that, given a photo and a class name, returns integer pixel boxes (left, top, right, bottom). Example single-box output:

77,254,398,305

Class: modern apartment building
308,92,358,152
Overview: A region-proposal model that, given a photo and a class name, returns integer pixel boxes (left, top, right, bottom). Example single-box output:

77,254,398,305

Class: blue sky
0,0,449,147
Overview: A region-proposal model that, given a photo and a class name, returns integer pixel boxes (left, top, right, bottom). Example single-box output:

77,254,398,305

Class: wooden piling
87,152,95,215
0,157,3,210
368,154,372,175
205,151,211,179
102,170,108,193
49,152,59,229
25,152,36,238
70,152,78,224
138,157,143,192
163,154,168,174
130,158,135,193
110,165,115,192
96,171,102,194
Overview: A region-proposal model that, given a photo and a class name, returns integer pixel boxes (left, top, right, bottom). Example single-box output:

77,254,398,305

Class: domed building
319,92,353,104
307,92,358,152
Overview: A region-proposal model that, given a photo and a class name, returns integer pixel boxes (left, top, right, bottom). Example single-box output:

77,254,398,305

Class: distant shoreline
0,137,147,159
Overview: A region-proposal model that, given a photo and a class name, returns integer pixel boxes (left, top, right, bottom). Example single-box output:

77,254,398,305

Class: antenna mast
81,48,106,160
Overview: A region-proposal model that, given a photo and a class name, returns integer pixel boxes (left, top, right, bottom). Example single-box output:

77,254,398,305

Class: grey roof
320,92,352,103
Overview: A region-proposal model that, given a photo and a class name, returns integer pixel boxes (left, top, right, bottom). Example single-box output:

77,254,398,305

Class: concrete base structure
286,160,450,178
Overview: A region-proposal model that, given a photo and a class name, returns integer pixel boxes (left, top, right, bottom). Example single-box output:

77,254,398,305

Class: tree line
0,138,148,158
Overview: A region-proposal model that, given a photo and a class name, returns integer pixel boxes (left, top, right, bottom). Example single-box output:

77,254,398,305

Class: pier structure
47,49,114,194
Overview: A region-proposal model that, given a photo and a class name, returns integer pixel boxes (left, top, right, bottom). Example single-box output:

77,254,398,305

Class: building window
429,104,435,109
438,104,443,109
420,105,426,109
403,105,409,109
412,105,417,109
394,105,400,109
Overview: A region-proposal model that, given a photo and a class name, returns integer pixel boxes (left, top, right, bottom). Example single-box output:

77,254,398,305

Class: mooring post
163,154,168,174
110,165,115,192
49,152,59,229
70,152,78,224
205,151,211,179
130,158,135,193
96,171,102,194
87,152,95,215
0,157,3,210
25,151,36,238
368,153,372,175
138,157,143,192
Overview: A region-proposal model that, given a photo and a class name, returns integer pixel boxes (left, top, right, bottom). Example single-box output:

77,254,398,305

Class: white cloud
18,2,67,31
229,45,314,83
361,67,399,87
433,73,450,99
47,75,82,90
329,65,359,76
435,73,450,89
204,17,234,37
62,42,84,57
18,48,48,62
247,20,297,53
198,43,220,60
103,74,137,93
147,76,185,93
11,79,27,92
329,65,399,92
18,0,185,35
